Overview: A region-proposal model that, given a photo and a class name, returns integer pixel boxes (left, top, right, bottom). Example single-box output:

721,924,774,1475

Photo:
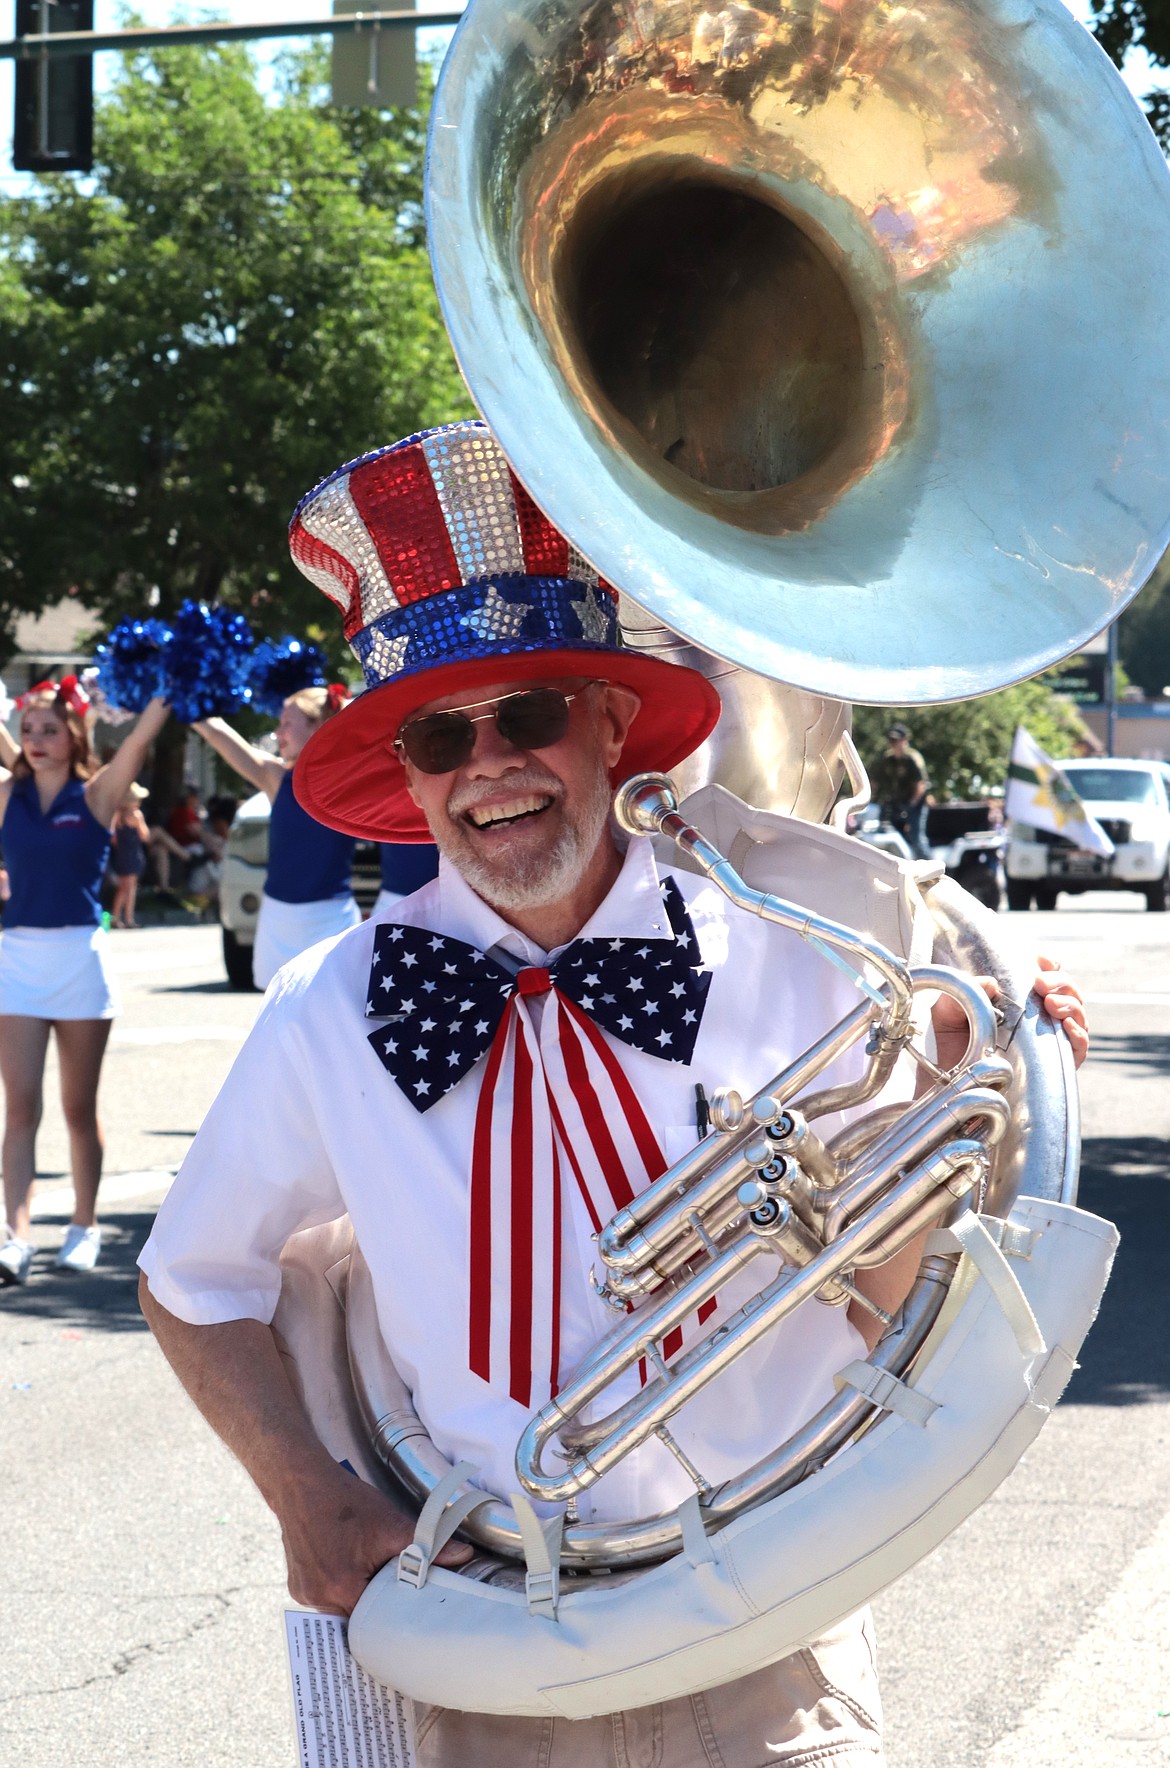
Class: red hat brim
293,650,721,841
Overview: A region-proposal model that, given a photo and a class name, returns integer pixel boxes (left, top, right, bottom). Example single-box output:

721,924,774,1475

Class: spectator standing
110,785,150,928
0,681,169,1284
191,687,359,987
870,722,932,859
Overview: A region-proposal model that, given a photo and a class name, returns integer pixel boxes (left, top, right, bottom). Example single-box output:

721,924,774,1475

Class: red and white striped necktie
470,970,677,1407
364,882,713,1407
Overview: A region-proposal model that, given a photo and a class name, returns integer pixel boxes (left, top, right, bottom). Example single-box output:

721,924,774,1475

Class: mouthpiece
613,773,678,836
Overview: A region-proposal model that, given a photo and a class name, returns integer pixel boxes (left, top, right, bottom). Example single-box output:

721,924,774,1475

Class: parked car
1005,759,1170,912
925,801,1005,911
220,791,382,988
847,801,1004,910
845,802,914,861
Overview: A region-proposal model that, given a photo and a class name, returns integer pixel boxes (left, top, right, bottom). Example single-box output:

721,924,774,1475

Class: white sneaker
56,1224,101,1272
0,1232,33,1286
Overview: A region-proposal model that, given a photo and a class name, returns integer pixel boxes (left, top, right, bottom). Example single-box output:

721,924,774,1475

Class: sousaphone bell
277,0,1167,1718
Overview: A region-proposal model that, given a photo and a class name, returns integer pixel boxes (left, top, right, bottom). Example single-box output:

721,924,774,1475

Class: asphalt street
1,900,1167,1767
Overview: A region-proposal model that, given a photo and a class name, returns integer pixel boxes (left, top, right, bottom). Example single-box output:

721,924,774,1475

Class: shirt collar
435,834,674,969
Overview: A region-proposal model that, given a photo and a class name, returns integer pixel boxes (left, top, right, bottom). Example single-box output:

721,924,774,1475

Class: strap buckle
835,1359,940,1428
511,1491,564,1622
397,1458,482,1593
396,1542,430,1589
524,1566,559,1619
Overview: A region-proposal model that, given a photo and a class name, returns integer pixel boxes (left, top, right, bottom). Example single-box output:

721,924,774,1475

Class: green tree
1118,555,1170,697
0,39,472,668
1088,0,1170,144
852,683,1088,802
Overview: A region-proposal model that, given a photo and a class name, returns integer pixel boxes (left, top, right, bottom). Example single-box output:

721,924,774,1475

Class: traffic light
12,0,94,174
331,0,417,110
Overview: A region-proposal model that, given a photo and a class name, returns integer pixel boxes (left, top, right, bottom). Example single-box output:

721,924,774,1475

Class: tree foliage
0,41,472,668
852,682,1088,802
1089,0,1170,144
1118,556,1170,696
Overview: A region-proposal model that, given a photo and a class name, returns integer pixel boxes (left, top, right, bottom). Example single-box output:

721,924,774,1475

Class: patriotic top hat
289,421,721,842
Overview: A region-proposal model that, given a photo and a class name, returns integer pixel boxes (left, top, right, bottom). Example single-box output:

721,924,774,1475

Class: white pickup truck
218,791,271,988
218,792,382,988
1005,758,1170,912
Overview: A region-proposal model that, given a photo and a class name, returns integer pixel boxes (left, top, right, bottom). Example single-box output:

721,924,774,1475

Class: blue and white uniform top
250,773,362,992
2,776,111,930
378,841,439,899
373,839,440,920
265,772,355,905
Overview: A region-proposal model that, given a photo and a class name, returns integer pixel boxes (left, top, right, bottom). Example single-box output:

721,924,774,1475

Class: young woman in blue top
193,686,359,989
373,838,440,917
0,681,169,1285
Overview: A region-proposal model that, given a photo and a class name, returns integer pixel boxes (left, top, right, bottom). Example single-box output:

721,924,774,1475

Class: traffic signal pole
0,11,463,59
4,8,464,173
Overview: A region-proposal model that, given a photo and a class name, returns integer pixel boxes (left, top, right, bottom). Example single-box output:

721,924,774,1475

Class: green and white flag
1005,726,1114,857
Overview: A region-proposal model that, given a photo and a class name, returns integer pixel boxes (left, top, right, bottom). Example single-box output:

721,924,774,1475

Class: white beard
436,758,614,917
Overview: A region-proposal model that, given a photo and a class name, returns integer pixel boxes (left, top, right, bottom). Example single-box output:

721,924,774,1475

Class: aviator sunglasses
393,684,597,775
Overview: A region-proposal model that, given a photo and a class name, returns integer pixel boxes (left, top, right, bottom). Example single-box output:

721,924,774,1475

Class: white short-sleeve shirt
140,836,913,1522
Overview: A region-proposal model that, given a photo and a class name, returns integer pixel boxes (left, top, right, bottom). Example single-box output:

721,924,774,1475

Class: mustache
446,766,565,820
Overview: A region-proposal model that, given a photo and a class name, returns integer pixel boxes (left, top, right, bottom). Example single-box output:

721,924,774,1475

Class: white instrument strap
803,932,889,1010
510,1491,563,1621
398,1460,488,1591
677,1491,717,1567
926,1212,1047,1360
834,1359,940,1427
675,1490,729,1606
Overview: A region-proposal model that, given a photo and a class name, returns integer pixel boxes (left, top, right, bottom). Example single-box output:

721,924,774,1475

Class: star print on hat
286,421,720,843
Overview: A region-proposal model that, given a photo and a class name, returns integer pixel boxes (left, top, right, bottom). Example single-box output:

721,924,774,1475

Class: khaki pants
416,1610,884,1768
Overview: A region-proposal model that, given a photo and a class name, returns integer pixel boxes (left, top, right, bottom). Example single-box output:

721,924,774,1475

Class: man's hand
278,1464,473,1617
929,956,1088,1071
854,957,1088,1345
1031,953,1088,1069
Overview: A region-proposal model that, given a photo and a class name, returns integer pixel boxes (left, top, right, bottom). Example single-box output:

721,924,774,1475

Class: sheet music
285,1610,417,1768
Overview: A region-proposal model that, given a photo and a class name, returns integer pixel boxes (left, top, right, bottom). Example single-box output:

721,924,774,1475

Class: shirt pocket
661,1121,705,1167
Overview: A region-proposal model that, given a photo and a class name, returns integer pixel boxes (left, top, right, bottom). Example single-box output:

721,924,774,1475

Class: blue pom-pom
246,636,327,719
92,618,172,714
164,600,256,724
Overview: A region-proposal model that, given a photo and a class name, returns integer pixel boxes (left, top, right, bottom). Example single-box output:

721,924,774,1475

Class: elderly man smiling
138,421,1087,1768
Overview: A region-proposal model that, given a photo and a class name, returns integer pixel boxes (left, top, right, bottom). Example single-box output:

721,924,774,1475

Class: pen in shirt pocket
694,1082,710,1139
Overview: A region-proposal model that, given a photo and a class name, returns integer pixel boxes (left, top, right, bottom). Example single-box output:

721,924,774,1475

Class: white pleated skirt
0,925,119,1020
252,893,362,990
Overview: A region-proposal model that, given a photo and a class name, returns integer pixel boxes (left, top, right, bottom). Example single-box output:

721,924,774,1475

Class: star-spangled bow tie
365,877,711,1109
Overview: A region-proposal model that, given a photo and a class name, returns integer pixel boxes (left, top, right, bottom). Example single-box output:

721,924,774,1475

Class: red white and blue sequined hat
289,421,721,841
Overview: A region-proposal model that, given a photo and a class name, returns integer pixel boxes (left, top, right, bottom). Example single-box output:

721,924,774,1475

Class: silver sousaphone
275,0,1164,1714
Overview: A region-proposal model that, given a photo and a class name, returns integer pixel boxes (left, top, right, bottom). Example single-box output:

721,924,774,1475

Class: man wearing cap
870,724,932,860
138,423,1087,1768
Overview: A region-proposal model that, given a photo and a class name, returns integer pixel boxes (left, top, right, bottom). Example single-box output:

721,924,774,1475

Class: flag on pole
1005,726,1115,857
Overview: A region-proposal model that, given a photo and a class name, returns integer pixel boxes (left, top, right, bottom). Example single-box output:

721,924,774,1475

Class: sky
0,0,1166,187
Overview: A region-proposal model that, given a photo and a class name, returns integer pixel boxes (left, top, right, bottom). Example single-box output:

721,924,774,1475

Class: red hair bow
325,682,350,713
16,675,91,716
